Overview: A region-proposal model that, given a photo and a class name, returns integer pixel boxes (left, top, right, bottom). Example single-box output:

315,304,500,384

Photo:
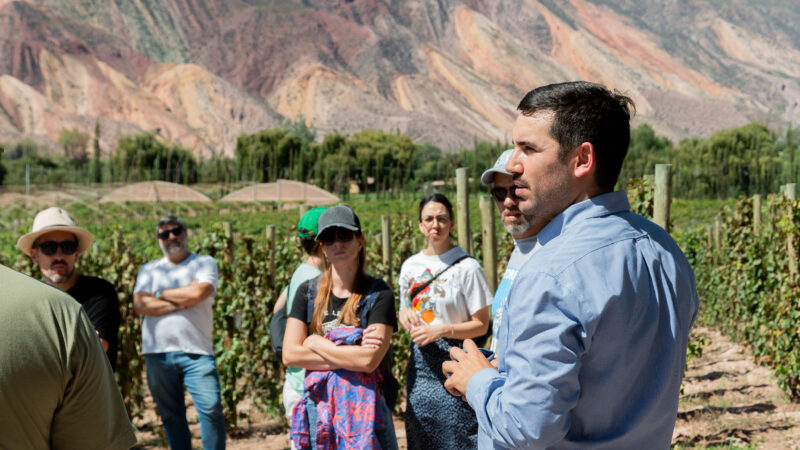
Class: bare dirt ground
132,326,799,449
673,327,800,449
132,396,408,449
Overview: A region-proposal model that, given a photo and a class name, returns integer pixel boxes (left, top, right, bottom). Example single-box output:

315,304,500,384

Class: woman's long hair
309,235,370,335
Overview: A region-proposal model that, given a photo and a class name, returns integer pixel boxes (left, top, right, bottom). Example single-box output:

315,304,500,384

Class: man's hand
442,339,493,400
361,325,384,349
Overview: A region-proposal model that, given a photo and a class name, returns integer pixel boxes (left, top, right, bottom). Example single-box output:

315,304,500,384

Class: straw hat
16,207,94,254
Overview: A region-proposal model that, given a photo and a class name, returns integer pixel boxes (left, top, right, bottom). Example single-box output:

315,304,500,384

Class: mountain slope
1,0,797,155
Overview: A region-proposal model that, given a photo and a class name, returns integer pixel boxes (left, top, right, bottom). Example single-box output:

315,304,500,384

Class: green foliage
670,123,780,198
58,127,90,169
626,176,655,218
112,133,198,183
618,124,671,189
89,122,102,183
682,194,800,399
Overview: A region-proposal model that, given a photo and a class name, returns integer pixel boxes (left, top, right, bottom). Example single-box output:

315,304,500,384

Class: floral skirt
405,338,478,450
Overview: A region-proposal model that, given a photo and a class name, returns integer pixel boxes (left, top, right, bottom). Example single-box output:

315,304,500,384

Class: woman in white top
398,193,492,450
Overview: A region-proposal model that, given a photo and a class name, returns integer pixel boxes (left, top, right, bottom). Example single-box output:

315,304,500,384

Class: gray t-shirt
0,265,136,450
133,253,219,355
490,235,539,352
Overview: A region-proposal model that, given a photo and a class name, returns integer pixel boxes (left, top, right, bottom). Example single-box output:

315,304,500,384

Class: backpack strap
305,277,320,324
358,278,389,327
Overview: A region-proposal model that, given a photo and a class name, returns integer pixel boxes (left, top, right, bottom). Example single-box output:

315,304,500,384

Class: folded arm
157,280,214,307
303,323,393,373
282,317,340,370
132,291,184,316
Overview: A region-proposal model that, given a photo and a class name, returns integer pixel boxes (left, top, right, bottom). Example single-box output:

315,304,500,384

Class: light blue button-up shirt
466,191,698,449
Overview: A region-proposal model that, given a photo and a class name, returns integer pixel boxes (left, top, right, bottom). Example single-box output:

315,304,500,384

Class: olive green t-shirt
0,265,137,450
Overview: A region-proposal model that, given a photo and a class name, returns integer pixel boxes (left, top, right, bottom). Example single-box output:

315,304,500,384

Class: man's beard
160,236,188,256
503,213,533,235
43,266,75,284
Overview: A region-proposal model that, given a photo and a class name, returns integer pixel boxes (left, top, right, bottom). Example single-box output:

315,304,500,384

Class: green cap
297,207,328,238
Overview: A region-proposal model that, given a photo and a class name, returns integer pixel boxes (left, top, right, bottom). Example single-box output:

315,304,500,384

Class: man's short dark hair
518,81,635,191
156,215,187,232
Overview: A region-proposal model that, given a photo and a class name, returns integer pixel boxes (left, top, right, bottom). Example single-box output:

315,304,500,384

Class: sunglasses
157,227,184,240
319,228,356,246
37,240,78,256
490,186,518,202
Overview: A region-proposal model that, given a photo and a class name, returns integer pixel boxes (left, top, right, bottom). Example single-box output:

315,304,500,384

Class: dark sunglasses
37,240,78,256
319,228,356,246
157,227,184,240
490,186,518,202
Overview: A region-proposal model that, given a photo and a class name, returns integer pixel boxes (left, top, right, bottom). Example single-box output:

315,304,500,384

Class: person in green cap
272,206,328,434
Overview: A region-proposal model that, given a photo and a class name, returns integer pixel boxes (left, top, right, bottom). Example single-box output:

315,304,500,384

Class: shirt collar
537,190,631,247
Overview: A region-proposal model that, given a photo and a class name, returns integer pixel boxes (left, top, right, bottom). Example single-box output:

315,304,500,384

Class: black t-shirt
67,275,121,370
288,276,399,405
289,277,397,332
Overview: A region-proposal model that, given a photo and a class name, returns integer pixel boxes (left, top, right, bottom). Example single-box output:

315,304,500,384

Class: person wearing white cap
17,206,121,369
479,150,548,353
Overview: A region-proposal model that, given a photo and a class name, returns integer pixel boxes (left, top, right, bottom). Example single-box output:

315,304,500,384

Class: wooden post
456,167,472,254
223,222,234,265
785,185,797,275
299,204,311,218
381,215,392,283
713,216,721,263
265,225,276,285
480,196,497,292
654,164,672,232
753,194,761,234
787,183,797,200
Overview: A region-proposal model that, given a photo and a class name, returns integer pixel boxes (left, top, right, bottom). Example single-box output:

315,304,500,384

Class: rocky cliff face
1,0,798,155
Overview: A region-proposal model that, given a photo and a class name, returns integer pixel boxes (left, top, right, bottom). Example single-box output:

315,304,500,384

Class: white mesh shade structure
99,181,212,203
220,180,339,205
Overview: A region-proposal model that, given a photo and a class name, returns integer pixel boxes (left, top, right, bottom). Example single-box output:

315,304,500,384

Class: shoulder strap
305,277,320,324
358,278,389,327
408,254,470,302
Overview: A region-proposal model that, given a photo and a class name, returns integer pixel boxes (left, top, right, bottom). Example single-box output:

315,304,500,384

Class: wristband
155,289,162,299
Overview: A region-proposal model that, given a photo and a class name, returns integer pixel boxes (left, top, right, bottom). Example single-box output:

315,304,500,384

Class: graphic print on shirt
321,308,343,334
409,269,446,324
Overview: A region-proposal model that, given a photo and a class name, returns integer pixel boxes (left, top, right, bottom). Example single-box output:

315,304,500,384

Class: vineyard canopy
220,180,339,205
99,181,212,203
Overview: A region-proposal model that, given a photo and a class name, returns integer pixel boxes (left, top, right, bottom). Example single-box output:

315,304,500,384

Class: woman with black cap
283,205,398,449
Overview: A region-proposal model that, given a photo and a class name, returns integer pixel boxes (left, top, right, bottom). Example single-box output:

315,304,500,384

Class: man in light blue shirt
444,81,699,449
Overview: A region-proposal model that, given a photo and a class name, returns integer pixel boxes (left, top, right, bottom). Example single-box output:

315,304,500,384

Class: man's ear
28,248,39,265
572,142,596,180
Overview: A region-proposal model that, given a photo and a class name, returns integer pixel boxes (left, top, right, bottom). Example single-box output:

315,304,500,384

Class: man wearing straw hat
17,206,121,370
